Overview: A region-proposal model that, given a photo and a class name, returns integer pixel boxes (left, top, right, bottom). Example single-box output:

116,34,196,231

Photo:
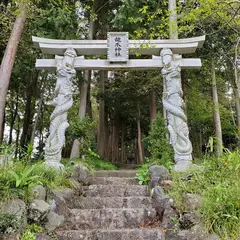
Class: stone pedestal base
174,160,192,172
45,161,64,170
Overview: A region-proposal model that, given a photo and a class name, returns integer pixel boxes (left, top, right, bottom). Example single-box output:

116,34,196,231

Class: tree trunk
150,91,157,124
112,117,120,163
70,0,97,158
168,0,178,40
8,94,19,144
212,59,223,157
31,87,44,143
107,129,112,160
20,72,38,148
15,114,21,158
97,71,107,158
70,71,90,158
104,111,109,159
86,79,93,119
137,104,144,164
234,88,240,145
0,7,26,140
121,122,125,165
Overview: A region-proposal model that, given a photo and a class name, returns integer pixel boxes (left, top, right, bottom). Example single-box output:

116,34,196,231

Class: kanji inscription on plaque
108,32,129,62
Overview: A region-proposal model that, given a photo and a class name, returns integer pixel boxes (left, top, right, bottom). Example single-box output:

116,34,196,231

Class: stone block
50,191,70,217
72,163,89,185
68,208,156,230
88,177,138,185
29,200,51,222
0,199,27,231
183,193,202,212
56,229,165,240
45,211,64,232
32,185,46,200
179,213,199,229
149,164,169,188
85,185,148,197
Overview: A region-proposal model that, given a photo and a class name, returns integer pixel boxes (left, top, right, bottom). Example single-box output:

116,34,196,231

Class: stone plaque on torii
32,33,205,171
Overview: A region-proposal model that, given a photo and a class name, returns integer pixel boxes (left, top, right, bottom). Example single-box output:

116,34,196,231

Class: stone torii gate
32,33,205,171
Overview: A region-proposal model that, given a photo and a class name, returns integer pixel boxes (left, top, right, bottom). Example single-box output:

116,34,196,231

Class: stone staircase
56,170,164,240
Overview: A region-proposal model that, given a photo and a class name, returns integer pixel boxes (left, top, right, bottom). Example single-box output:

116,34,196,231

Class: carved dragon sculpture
161,48,192,163
45,48,77,169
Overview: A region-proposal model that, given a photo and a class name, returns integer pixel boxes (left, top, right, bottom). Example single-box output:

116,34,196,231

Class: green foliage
0,161,73,201
21,231,35,240
21,224,42,240
8,165,42,188
0,143,15,156
170,150,240,239
0,213,18,234
136,163,150,185
145,113,174,169
137,113,174,185
85,149,117,170
67,116,97,155
63,149,117,171
113,0,169,39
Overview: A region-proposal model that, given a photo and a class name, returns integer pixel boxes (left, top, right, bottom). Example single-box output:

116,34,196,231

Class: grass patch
0,161,74,202
169,150,240,239
62,149,117,171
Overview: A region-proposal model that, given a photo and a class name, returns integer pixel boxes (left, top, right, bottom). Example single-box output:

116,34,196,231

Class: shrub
145,113,174,169
67,116,97,155
136,163,150,185
169,150,240,239
137,113,174,185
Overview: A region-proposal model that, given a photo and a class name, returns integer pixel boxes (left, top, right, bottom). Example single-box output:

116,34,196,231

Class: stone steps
88,177,138,185
84,184,148,197
94,170,138,178
68,208,156,230
56,170,164,239
56,228,164,240
73,196,153,209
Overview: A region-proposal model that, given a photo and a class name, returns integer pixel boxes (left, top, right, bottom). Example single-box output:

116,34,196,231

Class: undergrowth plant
0,162,73,202
85,149,117,170
21,224,42,240
137,113,174,185
136,163,150,185
0,213,18,235
62,149,117,171
145,113,174,169
169,150,240,239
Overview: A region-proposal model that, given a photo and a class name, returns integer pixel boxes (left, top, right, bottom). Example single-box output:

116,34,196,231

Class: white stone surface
35,58,202,70
32,35,205,55
161,48,193,166
107,32,129,62
44,48,77,168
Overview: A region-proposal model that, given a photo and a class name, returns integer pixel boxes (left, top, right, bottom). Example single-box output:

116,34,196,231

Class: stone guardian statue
44,48,77,169
160,48,192,171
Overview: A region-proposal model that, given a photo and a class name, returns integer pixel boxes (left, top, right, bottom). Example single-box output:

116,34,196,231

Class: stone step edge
56,228,165,240
70,208,156,213
88,175,137,180
84,184,147,188
56,228,164,233
77,196,152,200
56,228,165,238
88,177,138,181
